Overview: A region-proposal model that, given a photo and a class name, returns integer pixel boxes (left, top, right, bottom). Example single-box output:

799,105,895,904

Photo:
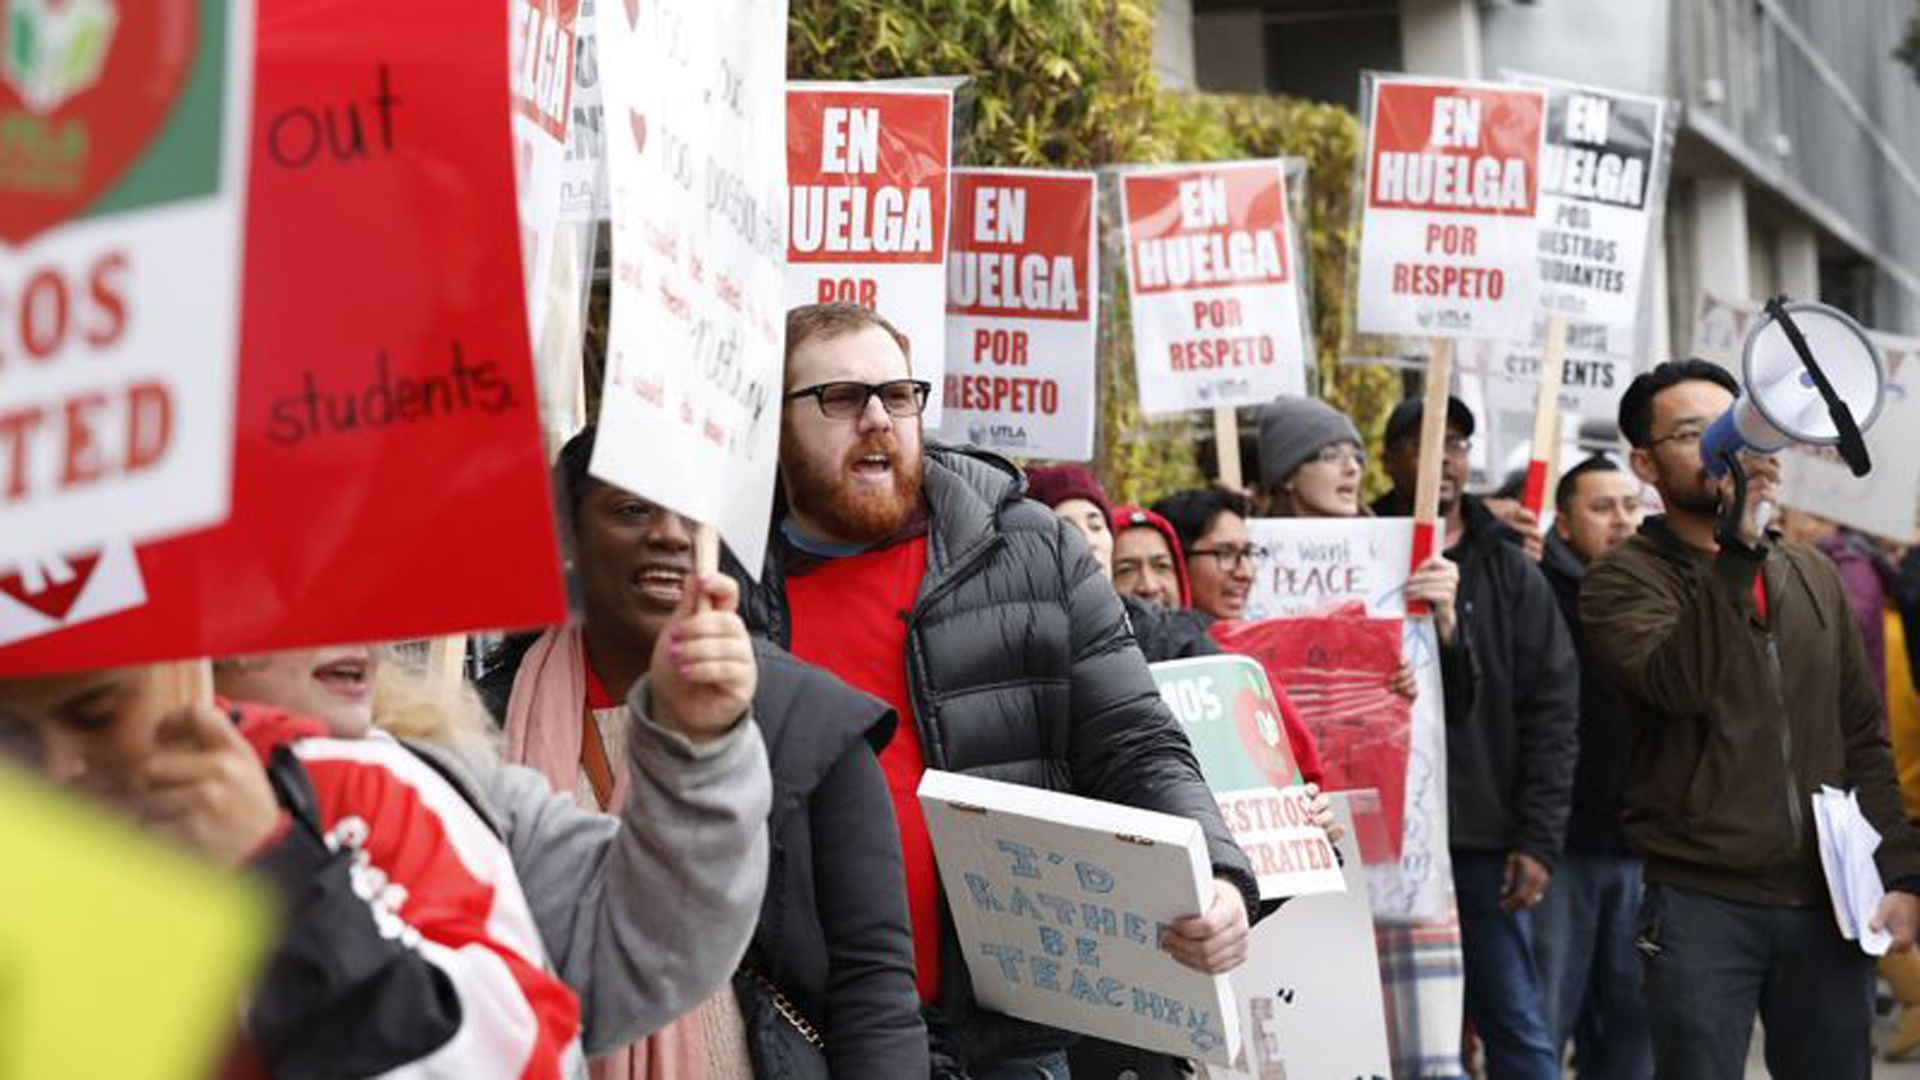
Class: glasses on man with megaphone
1698,298,1886,546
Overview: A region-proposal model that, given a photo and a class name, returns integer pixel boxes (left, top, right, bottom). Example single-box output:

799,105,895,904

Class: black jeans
1638,882,1874,1080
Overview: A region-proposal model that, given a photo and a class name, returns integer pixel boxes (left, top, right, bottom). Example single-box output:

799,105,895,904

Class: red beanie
1109,504,1193,609
1024,464,1112,521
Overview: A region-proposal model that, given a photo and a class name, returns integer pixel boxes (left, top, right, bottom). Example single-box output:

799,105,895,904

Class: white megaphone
1701,299,1885,473
1699,298,1884,534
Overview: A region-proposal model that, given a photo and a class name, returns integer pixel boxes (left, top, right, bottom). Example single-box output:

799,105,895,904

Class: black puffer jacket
735,643,927,1079
734,444,1259,1065
1540,533,1633,854
1374,492,1579,865
1122,593,1220,663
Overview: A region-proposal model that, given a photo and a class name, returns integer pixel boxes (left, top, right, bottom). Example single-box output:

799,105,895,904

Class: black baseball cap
1383,395,1476,448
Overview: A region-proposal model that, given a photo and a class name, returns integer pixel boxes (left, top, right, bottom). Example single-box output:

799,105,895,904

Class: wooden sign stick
1213,406,1242,491
1408,338,1454,614
693,524,721,614
1520,314,1569,517
424,636,467,695
152,659,215,711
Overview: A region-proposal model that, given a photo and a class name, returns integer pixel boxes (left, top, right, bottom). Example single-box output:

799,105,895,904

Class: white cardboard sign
785,83,953,425
1525,76,1669,356
938,168,1099,461
1,0,254,568
595,0,788,572
1241,517,1416,620
919,770,1241,1065
1355,75,1548,342
1118,160,1311,416
1200,794,1393,1080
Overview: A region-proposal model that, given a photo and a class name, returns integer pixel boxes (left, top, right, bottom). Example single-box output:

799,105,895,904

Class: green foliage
788,0,1393,503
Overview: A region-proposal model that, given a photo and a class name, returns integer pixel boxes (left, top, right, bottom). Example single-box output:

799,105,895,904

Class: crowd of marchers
6,303,1920,1080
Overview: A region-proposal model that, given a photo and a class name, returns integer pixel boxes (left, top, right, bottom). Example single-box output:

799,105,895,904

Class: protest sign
1118,161,1311,416
1212,515,1451,921
1693,294,1920,543
1523,75,1670,358
0,0,569,674
938,168,1099,461
0,0,253,569
1149,655,1344,899
594,0,788,574
1241,516,1415,620
1199,793,1392,1080
558,0,608,223
0,538,145,648
0,760,272,1079
509,0,579,344
786,82,953,423
1355,75,1546,342
1213,612,1410,867
919,769,1240,1064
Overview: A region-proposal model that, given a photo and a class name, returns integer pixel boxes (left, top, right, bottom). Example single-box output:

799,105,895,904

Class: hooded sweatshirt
1112,504,1195,608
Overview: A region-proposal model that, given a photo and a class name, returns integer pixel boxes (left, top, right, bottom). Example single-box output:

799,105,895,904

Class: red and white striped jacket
232,704,584,1079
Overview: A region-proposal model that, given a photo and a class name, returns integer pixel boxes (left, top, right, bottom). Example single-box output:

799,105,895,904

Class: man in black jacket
735,302,1260,1077
1533,455,1652,1079
1376,395,1579,1080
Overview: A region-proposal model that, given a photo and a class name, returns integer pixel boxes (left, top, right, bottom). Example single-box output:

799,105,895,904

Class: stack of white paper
1812,785,1892,955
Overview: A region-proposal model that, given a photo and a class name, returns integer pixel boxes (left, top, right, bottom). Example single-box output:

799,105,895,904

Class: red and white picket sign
1118,160,1310,417
0,0,567,674
1355,75,1547,343
785,82,953,424
938,168,1098,462
0,0,254,570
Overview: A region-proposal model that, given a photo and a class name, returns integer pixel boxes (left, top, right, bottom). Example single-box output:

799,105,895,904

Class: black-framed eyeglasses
1648,423,1708,449
1188,543,1260,570
784,379,931,419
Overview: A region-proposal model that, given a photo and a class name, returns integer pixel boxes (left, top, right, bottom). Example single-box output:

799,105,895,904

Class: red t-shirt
785,536,942,1001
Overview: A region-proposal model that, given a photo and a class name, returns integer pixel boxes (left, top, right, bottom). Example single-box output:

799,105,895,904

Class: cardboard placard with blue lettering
1356,74,1547,342
918,769,1241,1065
1149,654,1343,900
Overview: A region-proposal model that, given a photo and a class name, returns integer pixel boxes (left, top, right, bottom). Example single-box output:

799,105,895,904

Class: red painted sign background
1213,611,1411,865
0,0,567,674
1367,82,1544,218
785,88,951,266
1122,164,1291,295
946,170,1091,321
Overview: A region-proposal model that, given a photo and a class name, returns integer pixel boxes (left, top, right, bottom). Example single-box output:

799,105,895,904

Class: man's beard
782,432,922,544
1664,466,1723,517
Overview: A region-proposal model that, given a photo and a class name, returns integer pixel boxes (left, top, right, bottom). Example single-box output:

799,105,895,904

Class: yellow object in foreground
0,761,273,1080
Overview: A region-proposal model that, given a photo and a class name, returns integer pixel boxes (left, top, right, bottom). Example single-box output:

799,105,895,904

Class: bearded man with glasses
731,302,1261,1080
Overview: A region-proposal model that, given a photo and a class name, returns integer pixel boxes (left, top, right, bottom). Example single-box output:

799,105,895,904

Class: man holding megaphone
1582,351,1920,1080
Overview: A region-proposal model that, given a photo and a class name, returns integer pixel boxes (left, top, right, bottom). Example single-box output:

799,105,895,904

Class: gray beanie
1258,394,1362,487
